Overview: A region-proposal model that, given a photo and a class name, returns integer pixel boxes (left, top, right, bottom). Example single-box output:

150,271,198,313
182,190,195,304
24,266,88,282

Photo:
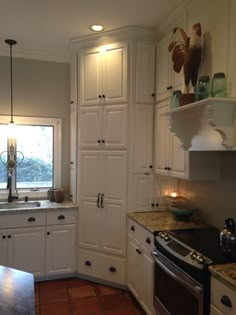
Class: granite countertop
209,264,236,292
0,199,78,214
0,265,35,314
128,210,208,233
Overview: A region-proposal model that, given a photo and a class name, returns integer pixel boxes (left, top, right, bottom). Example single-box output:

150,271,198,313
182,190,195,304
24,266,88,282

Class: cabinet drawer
78,249,126,285
0,212,46,229
211,277,236,315
47,210,77,225
128,219,143,240
140,228,154,251
128,218,154,250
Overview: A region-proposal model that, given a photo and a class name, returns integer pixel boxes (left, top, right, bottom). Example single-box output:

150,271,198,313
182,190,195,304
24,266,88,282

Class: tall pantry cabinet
71,27,156,285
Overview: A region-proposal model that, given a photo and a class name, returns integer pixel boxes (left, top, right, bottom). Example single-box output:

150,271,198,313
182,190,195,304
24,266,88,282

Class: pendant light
5,39,17,138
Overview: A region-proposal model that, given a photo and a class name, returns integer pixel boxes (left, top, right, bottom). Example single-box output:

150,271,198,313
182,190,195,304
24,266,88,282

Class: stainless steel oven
152,249,204,315
152,228,236,315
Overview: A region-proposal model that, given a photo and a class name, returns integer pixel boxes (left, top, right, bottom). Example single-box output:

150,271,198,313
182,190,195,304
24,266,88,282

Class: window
0,116,61,197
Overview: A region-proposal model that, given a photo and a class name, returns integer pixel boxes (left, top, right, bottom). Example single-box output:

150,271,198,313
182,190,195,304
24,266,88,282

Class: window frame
0,115,62,199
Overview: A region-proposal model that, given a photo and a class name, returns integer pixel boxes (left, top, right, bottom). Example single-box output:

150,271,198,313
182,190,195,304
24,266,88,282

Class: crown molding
71,25,157,49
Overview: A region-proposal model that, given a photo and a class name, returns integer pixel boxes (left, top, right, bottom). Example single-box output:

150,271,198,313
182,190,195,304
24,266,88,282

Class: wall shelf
163,98,236,151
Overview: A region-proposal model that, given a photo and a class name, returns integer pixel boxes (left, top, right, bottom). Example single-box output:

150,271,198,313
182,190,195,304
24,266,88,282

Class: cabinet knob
97,140,101,143
70,161,74,165
47,232,50,236
109,266,116,273
220,295,232,308
2,235,6,239
28,217,36,222
102,94,105,98
8,235,11,239
102,140,105,144
85,260,91,266
167,85,173,90
130,225,135,231
156,203,159,207
136,248,142,254
151,203,155,207
58,215,65,220
149,165,153,169
146,237,151,244
151,93,155,97
98,95,102,99
70,101,74,104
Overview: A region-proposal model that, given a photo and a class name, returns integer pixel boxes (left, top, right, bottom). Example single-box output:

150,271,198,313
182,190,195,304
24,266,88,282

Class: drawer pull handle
146,237,151,244
28,217,36,222
58,215,65,220
109,266,116,273
130,225,135,231
85,260,91,266
220,295,232,308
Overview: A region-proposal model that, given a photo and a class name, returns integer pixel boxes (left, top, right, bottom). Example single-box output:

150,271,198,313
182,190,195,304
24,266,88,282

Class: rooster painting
168,23,202,94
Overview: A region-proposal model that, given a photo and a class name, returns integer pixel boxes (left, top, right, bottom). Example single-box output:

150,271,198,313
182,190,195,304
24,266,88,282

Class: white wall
0,57,70,192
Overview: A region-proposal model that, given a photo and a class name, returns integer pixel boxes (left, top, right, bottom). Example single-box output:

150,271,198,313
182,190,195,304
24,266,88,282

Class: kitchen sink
0,201,41,210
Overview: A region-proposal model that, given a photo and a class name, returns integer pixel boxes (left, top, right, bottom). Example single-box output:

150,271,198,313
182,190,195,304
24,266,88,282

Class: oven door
152,249,204,315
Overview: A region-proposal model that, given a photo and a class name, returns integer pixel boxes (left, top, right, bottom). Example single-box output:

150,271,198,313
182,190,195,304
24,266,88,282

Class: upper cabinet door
79,106,103,148
134,104,154,173
79,42,128,106
102,104,128,149
79,47,102,106
136,41,156,103
156,33,172,102
103,43,128,104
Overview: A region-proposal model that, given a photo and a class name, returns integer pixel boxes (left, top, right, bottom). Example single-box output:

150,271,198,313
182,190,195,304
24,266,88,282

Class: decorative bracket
163,98,236,151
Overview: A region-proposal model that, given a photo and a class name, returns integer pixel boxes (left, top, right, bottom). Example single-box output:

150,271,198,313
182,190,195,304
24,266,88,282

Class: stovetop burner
167,227,236,265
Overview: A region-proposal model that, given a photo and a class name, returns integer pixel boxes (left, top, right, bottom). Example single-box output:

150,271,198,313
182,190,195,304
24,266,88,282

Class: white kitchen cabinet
156,14,186,102
133,174,155,211
0,208,77,279
79,42,127,106
210,276,236,315
79,104,128,149
70,102,77,203
127,219,156,315
134,104,154,173
154,100,187,178
136,41,156,103
0,227,45,277
79,151,127,256
45,224,76,276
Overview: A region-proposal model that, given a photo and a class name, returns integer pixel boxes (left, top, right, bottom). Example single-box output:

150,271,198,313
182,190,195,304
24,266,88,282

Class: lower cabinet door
7,227,46,277
45,224,76,276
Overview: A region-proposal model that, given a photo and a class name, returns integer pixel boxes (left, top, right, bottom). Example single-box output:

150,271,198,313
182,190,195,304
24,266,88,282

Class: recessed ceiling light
90,25,104,32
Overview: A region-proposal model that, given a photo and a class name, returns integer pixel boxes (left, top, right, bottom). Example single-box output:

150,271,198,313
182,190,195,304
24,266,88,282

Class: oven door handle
152,250,202,297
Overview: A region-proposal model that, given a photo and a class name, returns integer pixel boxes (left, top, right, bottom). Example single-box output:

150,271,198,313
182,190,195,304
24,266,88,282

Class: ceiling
0,0,182,63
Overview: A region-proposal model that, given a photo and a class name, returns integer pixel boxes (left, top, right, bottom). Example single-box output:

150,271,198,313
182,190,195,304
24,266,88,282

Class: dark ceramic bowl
169,205,194,221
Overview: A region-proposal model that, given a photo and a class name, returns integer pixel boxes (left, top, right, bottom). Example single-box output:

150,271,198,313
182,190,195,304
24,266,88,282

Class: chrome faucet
7,173,18,203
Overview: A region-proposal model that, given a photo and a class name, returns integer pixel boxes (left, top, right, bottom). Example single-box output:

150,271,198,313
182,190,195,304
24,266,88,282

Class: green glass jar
195,75,210,101
170,90,181,109
211,73,227,97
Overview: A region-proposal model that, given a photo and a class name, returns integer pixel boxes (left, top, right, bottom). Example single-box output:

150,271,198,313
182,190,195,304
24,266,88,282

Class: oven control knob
190,251,198,260
159,232,166,239
196,255,205,264
164,235,170,241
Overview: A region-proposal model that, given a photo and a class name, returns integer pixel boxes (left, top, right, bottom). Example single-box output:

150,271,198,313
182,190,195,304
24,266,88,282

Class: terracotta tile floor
35,277,147,315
